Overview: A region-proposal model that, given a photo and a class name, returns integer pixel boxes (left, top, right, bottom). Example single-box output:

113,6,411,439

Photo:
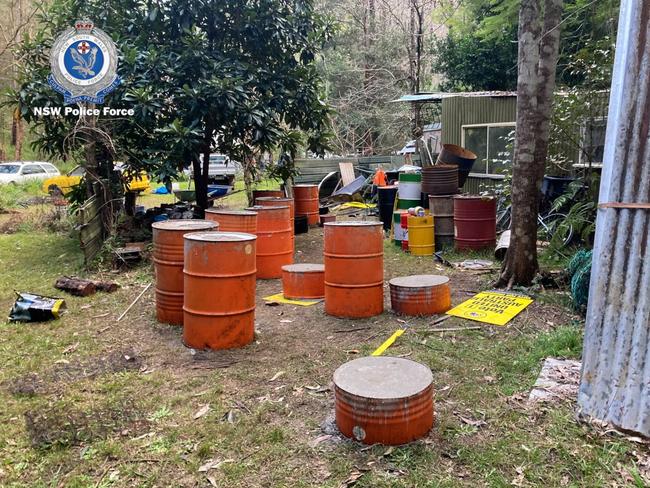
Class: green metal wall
441,96,517,146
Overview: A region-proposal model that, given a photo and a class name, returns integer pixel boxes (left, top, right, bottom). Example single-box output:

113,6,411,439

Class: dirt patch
24,399,147,448
7,349,141,396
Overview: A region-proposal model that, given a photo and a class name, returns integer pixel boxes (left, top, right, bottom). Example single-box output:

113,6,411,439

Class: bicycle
496,198,574,247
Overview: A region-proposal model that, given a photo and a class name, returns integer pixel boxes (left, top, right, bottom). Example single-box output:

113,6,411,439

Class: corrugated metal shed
441,95,517,146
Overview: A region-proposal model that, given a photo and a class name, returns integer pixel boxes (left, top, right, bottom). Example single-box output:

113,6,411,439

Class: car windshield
0,164,20,174
69,166,86,177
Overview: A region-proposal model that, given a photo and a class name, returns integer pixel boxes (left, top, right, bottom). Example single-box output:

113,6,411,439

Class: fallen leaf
198,458,235,473
339,469,365,487
345,349,360,354
483,375,496,383
193,404,210,420
269,371,285,382
62,342,79,355
280,319,293,323
206,475,218,487
459,416,487,428
310,434,333,447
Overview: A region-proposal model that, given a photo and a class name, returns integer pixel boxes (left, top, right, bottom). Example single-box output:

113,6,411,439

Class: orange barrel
204,209,257,233
334,356,434,445
281,263,325,299
246,205,293,279
324,221,383,318
293,184,320,226
152,219,217,325
453,195,497,250
255,196,295,252
252,189,284,200
389,275,451,315
320,214,336,226
183,232,256,350
407,215,434,256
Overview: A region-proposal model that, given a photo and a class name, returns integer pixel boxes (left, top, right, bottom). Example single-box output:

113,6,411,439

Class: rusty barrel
454,195,497,250
428,195,455,251
255,196,295,252
324,221,383,318
152,219,217,325
334,356,434,445
205,209,257,234
183,232,256,350
246,205,293,279
407,215,434,256
437,144,477,187
281,263,325,299
389,275,451,315
293,184,320,226
252,189,284,201
422,164,459,195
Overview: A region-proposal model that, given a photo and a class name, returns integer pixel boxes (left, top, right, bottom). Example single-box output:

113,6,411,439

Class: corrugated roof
390,91,517,103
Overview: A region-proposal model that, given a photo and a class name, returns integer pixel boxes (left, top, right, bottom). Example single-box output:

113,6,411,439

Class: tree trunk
496,0,563,288
243,154,255,206
12,108,23,159
192,155,208,210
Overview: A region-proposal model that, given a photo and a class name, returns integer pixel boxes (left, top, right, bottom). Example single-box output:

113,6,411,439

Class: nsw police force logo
48,20,121,104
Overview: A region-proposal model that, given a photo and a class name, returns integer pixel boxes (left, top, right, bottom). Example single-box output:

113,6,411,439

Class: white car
0,161,61,184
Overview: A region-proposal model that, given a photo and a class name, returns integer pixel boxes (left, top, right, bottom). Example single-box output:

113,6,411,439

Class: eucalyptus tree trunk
497,0,563,288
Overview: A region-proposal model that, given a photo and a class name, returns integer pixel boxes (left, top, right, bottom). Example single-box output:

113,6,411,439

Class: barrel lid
324,221,382,227
256,197,293,202
333,356,433,400
292,184,317,188
184,231,256,242
378,185,398,190
282,263,324,273
245,205,290,212
389,275,449,288
205,209,257,216
152,219,217,231
453,195,495,201
428,194,458,199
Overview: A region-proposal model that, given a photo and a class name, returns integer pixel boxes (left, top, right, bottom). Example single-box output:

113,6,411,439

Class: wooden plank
339,162,356,186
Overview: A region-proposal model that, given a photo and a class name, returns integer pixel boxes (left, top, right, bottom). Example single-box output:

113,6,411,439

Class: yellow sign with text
446,291,533,326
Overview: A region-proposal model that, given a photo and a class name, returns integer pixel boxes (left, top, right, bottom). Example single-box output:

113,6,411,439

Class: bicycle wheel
496,206,511,232
538,213,573,247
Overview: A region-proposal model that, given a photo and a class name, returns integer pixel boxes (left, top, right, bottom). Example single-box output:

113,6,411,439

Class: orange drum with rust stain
252,189,284,200
293,184,320,226
152,220,218,325
246,205,293,279
389,275,451,316
324,221,383,318
334,356,434,445
255,197,295,252
183,232,256,350
205,209,257,234
281,263,325,299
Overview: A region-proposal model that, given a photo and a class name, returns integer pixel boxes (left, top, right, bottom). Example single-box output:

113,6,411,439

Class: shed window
579,118,606,164
461,123,515,176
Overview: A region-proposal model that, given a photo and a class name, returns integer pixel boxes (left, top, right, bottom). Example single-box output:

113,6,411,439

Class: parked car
186,154,241,185
42,165,150,195
0,161,60,184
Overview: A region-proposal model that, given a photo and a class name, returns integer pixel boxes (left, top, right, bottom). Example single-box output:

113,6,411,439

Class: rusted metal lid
281,263,324,273
152,219,217,231
256,197,293,202
453,195,495,201
245,205,290,212
184,231,256,242
324,221,382,227
389,275,449,288
205,209,257,216
334,356,433,400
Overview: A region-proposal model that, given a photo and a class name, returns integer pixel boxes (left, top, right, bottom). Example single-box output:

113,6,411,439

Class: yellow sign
262,293,321,307
446,291,533,326
371,329,405,356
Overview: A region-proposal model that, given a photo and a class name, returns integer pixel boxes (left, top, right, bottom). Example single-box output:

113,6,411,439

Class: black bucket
294,215,309,234
437,144,477,188
377,186,398,231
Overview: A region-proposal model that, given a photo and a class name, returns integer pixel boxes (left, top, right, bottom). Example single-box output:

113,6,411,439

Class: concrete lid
389,275,449,288
333,356,433,400
282,263,324,273
152,219,217,231
184,231,256,242
205,209,257,216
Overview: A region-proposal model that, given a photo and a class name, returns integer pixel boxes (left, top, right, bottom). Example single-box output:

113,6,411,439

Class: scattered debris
455,259,495,270
54,276,120,297
262,292,321,306
9,292,66,322
116,283,152,322
529,357,581,403
193,404,210,420
269,371,285,382
198,458,235,472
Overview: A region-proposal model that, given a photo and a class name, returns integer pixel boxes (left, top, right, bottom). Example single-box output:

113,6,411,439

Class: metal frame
460,122,516,175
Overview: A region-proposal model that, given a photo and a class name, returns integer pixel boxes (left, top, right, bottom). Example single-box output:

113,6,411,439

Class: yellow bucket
408,215,434,256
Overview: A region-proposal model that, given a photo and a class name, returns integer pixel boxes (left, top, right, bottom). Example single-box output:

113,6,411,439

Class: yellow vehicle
42,165,150,195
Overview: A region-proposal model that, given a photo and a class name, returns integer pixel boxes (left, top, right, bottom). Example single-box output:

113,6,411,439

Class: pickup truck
188,154,241,185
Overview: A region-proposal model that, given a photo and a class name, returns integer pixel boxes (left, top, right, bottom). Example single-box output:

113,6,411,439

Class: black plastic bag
9,292,66,322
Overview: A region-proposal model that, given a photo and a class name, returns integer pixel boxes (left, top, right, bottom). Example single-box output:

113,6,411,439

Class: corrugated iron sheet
577,0,650,436
441,96,517,146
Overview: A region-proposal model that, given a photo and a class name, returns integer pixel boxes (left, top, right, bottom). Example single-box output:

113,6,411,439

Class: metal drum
454,195,497,250
428,195,455,251
422,165,459,195
256,196,295,252
324,221,383,318
246,205,293,279
389,275,451,315
152,219,217,325
183,232,256,350
378,186,398,231
281,263,325,299
401,213,409,251
334,356,434,445
205,209,257,234
252,189,284,201
398,173,422,201
393,211,407,246
408,215,434,256
437,144,477,187
293,184,320,226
